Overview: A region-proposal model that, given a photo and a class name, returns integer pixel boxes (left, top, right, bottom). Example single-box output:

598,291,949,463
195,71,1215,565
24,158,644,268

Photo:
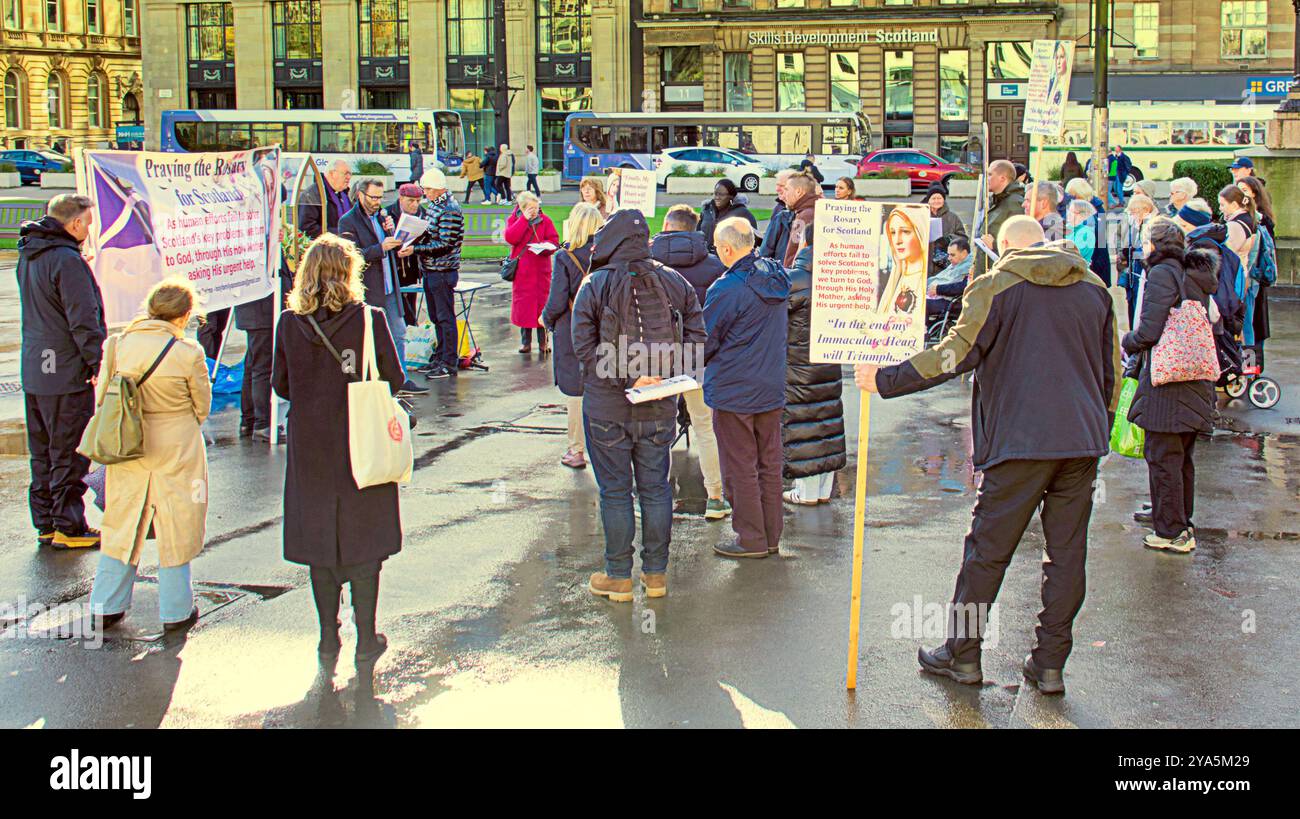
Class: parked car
654,147,767,192
855,149,975,191
0,149,70,185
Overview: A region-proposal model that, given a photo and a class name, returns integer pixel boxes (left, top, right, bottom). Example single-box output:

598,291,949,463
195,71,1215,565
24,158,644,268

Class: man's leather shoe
1022,654,1065,695
713,540,768,559
163,606,200,632
917,644,983,685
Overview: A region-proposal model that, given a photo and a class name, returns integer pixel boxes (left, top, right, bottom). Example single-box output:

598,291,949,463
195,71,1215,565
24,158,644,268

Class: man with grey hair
757,168,798,261
18,193,107,549
299,159,352,238
703,217,791,559
1024,181,1064,240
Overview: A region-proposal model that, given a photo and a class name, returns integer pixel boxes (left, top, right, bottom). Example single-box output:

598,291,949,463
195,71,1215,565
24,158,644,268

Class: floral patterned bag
1150,272,1219,386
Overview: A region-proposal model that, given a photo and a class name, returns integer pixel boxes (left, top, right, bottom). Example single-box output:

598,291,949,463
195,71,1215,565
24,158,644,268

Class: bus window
652,126,669,153
357,123,401,153
1127,122,1166,146
1170,122,1208,145
612,126,648,153
780,125,811,155
216,123,252,150
250,123,284,150
576,123,611,152
283,124,304,153
822,124,851,155
174,122,218,152
704,126,740,150
672,125,700,147
317,124,356,153
741,125,776,154
434,112,462,155
1213,122,1254,146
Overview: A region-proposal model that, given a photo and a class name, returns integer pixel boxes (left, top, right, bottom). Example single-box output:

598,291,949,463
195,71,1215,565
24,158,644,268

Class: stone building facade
1,0,144,151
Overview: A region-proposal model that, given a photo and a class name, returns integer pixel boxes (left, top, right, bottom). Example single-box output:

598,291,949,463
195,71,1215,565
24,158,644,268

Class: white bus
1036,101,1273,183
160,108,465,179
563,111,872,188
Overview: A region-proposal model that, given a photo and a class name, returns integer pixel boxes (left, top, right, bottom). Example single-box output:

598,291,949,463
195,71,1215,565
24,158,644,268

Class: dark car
856,149,975,191
1,149,70,185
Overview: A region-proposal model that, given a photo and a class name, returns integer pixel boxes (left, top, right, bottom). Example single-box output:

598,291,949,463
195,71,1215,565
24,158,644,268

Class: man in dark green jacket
975,160,1025,277
856,216,1121,697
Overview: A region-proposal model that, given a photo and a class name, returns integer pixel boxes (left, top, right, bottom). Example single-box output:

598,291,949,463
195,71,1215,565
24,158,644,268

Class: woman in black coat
698,179,758,253
542,203,603,469
273,234,406,664
1120,217,1219,555
782,229,847,505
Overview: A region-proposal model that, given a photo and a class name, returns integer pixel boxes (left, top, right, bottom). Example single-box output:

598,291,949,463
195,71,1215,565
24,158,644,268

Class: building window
87,71,107,127
273,1,320,60
3,0,17,29
939,50,968,122
540,85,591,171
774,0,803,8
123,0,136,35
830,51,859,113
359,0,407,58
985,41,1031,80
830,0,857,6
939,0,969,4
1132,2,1158,59
4,69,25,129
883,0,912,5
670,0,698,9
46,72,66,128
776,52,805,111
538,0,590,57
724,52,752,112
450,87,494,155
722,0,751,7
85,0,98,33
661,46,703,110
884,50,913,122
362,88,408,108
45,0,59,30
448,0,490,57
187,3,235,61
1221,1,1266,59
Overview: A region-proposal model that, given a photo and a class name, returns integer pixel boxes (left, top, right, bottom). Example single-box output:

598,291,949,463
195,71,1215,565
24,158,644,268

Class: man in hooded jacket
857,216,1121,696
704,218,792,559
572,210,706,601
17,194,107,549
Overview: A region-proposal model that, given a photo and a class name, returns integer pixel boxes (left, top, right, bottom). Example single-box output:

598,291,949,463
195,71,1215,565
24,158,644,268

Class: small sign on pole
1024,39,1076,216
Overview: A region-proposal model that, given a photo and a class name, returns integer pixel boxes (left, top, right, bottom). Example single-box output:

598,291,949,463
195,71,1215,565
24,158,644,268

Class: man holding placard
856,216,1121,696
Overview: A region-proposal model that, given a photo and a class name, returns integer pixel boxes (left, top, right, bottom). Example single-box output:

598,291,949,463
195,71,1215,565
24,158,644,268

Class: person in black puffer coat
698,179,757,254
782,225,846,504
1121,216,1219,555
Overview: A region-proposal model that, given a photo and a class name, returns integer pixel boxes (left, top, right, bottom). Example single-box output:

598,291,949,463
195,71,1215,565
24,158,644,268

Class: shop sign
747,29,939,48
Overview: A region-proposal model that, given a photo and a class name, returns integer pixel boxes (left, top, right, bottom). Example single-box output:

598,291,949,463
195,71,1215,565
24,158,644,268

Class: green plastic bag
1109,377,1145,458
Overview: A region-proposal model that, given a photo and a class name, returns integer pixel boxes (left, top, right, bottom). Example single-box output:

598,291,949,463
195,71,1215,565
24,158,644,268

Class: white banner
1024,39,1075,138
809,199,928,365
79,147,281,325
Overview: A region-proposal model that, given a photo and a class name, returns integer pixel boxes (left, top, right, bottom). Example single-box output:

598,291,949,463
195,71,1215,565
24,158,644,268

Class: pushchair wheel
1224,377,1248,399
1247,377,1281,410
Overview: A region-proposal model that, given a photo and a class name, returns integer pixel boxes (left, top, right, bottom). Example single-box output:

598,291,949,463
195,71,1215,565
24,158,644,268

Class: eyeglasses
360,191,383,202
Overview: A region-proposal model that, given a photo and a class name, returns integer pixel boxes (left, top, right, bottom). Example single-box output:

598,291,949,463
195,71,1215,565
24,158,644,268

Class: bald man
855,214,1120,696
976,159,1025,276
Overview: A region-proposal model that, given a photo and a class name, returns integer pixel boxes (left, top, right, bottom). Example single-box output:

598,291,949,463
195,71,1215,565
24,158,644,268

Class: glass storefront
540,85,592,172
451,87,494,156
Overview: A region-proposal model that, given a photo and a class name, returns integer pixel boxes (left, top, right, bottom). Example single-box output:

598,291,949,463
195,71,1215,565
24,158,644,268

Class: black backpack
593,262,685,388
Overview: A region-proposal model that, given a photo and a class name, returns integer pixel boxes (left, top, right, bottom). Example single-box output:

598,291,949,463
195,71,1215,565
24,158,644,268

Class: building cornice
636,6,1062,28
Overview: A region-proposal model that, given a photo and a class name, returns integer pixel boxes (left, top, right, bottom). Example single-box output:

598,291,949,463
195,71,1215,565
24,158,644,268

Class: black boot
309,568,342,661
350,570,388,664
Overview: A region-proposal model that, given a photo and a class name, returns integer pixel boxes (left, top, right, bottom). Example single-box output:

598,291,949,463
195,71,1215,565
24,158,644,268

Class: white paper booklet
528,241,558,255
395,213,430,248
625,374,700,404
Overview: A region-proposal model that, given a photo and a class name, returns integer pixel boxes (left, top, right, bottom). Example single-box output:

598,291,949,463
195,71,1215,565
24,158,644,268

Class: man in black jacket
299,159,352,239
857,216,1121,696
758,169,796,262
572,210,706,601
17,194,107,549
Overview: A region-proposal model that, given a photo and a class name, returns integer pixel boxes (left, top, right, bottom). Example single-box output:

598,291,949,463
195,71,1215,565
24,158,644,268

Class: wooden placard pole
845,395,872,690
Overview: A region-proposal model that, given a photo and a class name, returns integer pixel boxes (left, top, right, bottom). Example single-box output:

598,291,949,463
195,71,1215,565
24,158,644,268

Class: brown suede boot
641,573,667,598
589,572,633,602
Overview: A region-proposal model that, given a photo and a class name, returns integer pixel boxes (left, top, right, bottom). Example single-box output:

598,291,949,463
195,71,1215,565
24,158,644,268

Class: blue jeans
383,288,407,372
484,175,496,200
1109,176,1125,207
583,413,675,579
90,553,194,623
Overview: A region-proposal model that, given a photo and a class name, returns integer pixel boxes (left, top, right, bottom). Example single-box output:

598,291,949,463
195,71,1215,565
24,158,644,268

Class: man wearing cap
412,169,464,379
1230,156,1263,186
387,183,427,328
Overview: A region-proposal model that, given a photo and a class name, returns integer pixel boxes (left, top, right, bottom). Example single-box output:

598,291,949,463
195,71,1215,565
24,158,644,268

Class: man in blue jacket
703,217,791,558
17,194,107,549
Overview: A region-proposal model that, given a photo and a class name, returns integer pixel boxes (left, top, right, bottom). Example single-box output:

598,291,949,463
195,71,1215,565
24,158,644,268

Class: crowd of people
14,147,1278,687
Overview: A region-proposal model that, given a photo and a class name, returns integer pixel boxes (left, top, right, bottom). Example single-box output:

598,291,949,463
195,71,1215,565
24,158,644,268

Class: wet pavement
0,259,1297,728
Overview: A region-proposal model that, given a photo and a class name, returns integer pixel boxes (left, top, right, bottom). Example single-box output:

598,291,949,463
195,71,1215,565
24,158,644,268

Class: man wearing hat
1230,156,1263,186
387,183,427,328
411,169,465,379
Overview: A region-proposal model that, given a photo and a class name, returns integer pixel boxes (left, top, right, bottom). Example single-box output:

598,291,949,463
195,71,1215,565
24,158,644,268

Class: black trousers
947,457,1097,670
494,175,513,201
1143,430,1197,539
240,328,274,431
422,274,458,369
198,307,231,361
26,389,95,533
465,178,490,204
526,174,540,196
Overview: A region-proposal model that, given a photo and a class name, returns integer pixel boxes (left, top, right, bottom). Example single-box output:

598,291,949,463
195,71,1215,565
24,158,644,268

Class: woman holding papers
505,191,560,355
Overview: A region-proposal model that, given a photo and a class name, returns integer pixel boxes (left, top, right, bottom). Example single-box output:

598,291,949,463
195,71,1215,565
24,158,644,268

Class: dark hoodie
878,242,1120,471
649,230,725,307
571,210,706,422
17,216,106,395
703,252,792,415
699,196,757,254
1121,243,1220,434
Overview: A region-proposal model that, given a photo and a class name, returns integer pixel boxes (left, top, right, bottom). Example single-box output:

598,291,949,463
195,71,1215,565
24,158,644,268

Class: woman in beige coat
90,279,212,631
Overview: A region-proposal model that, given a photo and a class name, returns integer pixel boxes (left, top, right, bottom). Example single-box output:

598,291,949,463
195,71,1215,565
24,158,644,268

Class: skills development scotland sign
79,147,282,325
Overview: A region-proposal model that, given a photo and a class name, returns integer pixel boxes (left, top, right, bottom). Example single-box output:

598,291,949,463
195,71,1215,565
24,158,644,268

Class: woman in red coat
504,191,560,354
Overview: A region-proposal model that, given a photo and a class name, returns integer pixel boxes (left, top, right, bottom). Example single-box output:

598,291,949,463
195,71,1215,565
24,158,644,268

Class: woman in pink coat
504,191,560,354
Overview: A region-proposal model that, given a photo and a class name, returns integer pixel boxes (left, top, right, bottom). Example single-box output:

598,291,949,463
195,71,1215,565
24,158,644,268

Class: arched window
122,91,141,123
4,69,26,129
87,71,107,128
47,71,67,129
